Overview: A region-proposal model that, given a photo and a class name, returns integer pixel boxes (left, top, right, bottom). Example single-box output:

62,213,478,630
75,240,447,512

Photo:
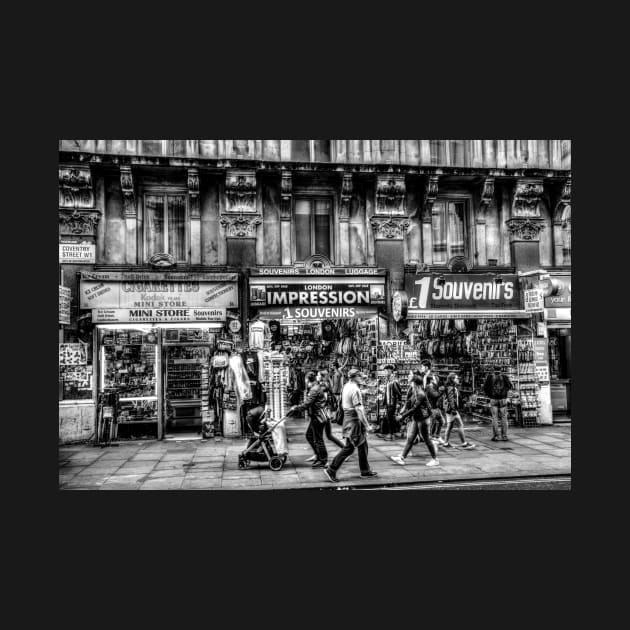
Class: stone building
59,140,572,443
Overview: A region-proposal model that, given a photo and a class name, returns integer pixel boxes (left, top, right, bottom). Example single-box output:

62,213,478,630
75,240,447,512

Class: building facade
59,140,572,443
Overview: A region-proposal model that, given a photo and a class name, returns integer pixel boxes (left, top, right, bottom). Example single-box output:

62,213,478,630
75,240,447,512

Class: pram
238,410,289,471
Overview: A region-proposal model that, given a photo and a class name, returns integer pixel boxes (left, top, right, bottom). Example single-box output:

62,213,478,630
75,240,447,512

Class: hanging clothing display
229,354,252,404
249,320,268,349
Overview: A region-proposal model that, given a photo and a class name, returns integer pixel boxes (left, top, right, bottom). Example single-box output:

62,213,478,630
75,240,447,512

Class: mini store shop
79,271,246,440
544,274,571,421
246,267,389,426
386,272,543,427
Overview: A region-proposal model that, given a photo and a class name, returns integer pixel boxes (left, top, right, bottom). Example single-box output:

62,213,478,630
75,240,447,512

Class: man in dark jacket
425,375,446,445
289,371,329,467
377,364,402,441
484,367,514,441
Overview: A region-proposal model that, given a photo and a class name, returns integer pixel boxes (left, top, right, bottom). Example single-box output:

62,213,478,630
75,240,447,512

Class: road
354,476,571,491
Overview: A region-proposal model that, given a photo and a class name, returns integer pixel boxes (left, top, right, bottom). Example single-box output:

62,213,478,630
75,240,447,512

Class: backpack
491,375,507,399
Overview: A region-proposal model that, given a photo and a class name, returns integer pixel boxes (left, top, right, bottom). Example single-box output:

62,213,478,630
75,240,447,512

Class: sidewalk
59,417,571,490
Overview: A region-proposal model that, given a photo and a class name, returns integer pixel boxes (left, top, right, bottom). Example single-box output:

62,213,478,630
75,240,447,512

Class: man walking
377,364,402,441
484,367,514,441
288,371,328,468
324,369,378,483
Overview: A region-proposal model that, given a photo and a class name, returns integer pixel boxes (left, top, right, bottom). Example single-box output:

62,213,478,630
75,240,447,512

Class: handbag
334,405,344,425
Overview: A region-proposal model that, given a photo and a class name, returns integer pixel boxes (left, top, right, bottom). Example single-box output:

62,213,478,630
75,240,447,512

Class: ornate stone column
188,168,201,265
220,168,261,268
475,176,494,266
553,177,571,265
338,172,353,265
421,174,439,264
59,165,100,239
120,166,137,264
506,178,545,271
279,171,292,265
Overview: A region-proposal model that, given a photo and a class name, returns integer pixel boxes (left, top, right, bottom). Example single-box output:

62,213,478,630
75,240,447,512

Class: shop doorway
548,326,572,422
162,328,214,440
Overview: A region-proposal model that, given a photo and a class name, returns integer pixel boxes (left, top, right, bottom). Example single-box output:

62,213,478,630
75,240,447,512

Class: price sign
525,288,544,313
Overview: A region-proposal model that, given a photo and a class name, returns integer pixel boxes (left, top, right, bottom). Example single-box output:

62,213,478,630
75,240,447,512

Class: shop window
294,197,333,261
431,200,466,264
144,194,188,262
449,140,468,166
140,140,175,155
59,340,93,401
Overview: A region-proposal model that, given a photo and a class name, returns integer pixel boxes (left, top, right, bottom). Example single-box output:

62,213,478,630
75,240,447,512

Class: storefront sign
525,288,545,312
82,271,238,282
228,319,242,333
543,275,571,307
59,343,87,366
404,274,521,311
81,280,238,309
258,306,377,320
533,338,550,385
249,281,385,307
59,286,71,325
92,308,226,323
250,267,386,276
59,241,95,264
392,291,408,322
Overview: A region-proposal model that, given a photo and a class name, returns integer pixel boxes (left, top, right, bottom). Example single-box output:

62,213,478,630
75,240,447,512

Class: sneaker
462,443,476,450
311,460,325,468
306,455,317,462
491,436,500,442
360,471,378,478
426,459,440,467
501,437,509,441
390,455,406,466
323,466,338,483
442,442,453,448
376,433,386,439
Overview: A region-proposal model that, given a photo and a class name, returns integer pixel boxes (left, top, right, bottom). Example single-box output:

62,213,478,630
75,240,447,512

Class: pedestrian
317,369,345,451
390,374,440,467
331,361,344,407
483,367,514,441
420,360,433,389
324,369,378,483
425,375,446,445
377,364,402,441
288,371,328,468
442,373,475,450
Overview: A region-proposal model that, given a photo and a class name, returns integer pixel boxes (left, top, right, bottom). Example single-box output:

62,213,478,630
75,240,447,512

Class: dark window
144,194,188,262
291,140,310,161
294,198,332,261
431,200,466,264
313,140,331,162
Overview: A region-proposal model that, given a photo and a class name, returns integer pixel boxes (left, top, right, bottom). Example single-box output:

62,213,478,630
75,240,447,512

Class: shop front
80,271,242,440
385,272,542,428
543,274,571,422
246,266,389,427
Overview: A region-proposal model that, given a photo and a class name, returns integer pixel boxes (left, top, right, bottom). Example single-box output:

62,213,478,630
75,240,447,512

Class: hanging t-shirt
249,320,268,349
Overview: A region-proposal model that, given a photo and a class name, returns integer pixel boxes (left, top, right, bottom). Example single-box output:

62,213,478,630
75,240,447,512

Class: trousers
490,400,509,438
306,417,328,463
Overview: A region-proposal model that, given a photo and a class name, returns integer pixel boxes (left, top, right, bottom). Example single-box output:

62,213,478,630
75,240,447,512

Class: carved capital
422,174,439,222
59,209,101,236
280,171,292,221
59,165,94,209
188,167,200,219
225,169,257,214
376,174,405,216
554,176,571,225
340,172,353,221
120,165,136,217
512,178,544,217
370,216,410,240
506,217,545,242
478,176,495,222
220,214,262,238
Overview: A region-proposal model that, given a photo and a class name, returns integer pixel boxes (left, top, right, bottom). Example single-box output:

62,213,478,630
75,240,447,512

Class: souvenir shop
245,267,389,427
80,271,254,441
384,273,542,428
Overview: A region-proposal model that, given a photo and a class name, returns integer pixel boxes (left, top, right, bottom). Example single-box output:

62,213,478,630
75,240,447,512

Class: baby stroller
238,409,289,471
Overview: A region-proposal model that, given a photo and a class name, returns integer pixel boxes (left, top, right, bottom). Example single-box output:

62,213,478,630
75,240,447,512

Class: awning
407,310,531,320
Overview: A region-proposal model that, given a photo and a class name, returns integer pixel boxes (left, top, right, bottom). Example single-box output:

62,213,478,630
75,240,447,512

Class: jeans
329,437,371,474
380,405,398,435
490,400,509,438
324,419,345,448
430,408,444,438
402,418,436,459
306,418,328,463
444,411,467,444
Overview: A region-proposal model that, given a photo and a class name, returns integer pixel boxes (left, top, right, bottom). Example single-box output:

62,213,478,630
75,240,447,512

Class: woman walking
390,375,440,467
442,373,475,450
425,375,446,445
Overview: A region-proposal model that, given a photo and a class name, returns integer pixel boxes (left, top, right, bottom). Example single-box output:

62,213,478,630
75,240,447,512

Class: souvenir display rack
263,351,290,422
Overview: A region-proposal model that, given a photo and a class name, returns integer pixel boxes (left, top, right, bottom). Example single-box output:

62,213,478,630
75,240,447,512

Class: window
291,140,331,162
294,198,333,261
431,200,466,264
144,194,188,262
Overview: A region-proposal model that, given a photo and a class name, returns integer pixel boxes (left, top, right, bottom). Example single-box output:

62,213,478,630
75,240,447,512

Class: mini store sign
92,308,226,323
